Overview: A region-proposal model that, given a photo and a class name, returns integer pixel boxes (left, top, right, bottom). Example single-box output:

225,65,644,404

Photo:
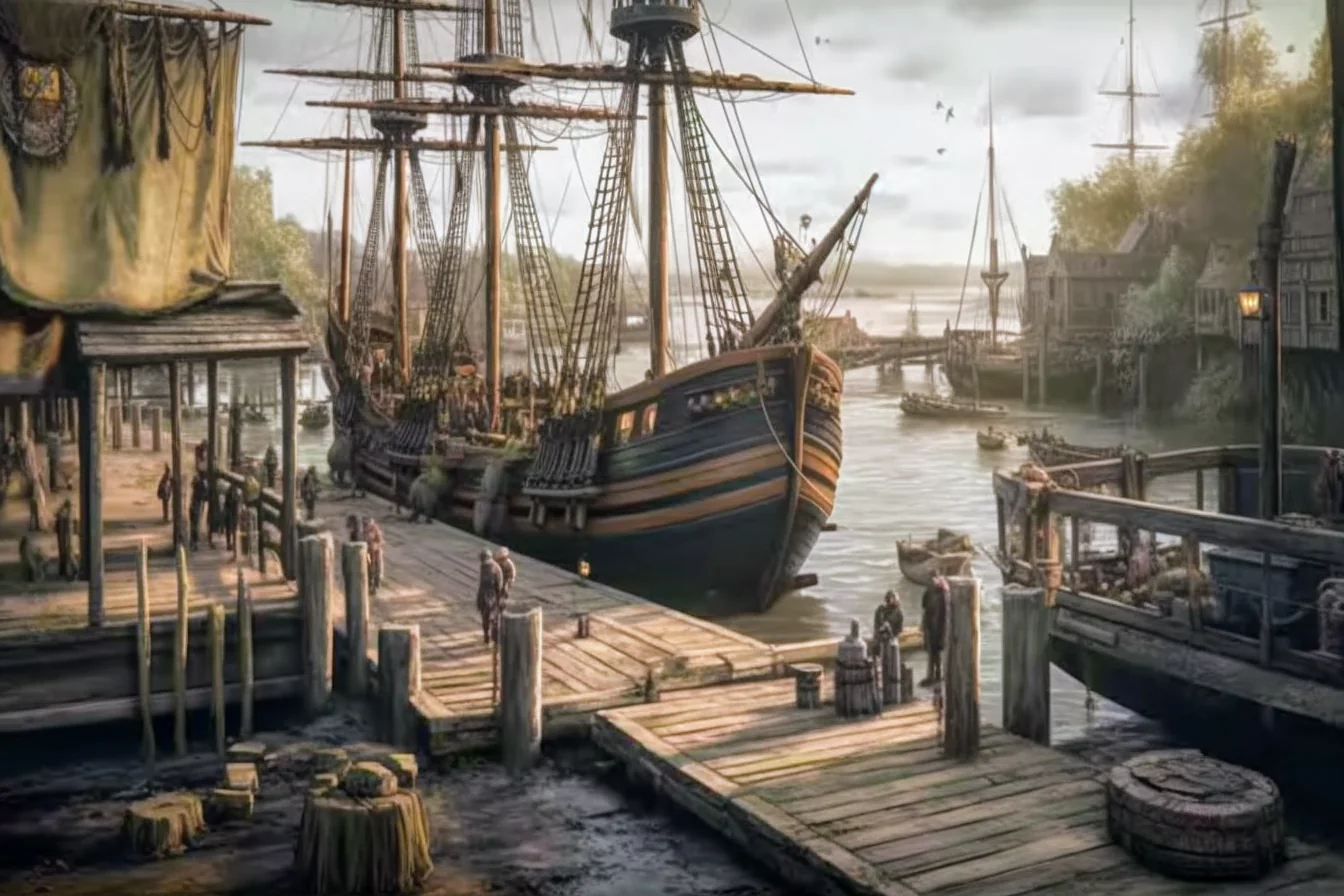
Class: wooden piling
136,539,155,766
237,568,254,738
499,603,543,773
45,431,60,492
173,545,190,757
1137,348,1149,418
151,405,163,453
209,603,226,756
256,500,267,575
17,398,30,441
168,362,185,550
110,402,123,450
1001,584,1051,745
1196,468,1206,511
377,623,422,749
943,576,981,760
81,363,106,623
342,541,370,697
878,635,902,706
299,534,334,718
131,402,142,449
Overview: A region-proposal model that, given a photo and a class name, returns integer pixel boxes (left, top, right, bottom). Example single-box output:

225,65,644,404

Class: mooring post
377,623,422,749
173,545,190,758
209,602,226,756
135,539,155,767
878,631,902,706
299,534,334,718
237,568,254,738
131,402,142,449
151,405,163,453
110,401,123,451
499,603,543,773
943,576,981,759
1195,468,1206,511
793,663,822,709
1001,584,1051,745
342,541,370,697
17,398,30,442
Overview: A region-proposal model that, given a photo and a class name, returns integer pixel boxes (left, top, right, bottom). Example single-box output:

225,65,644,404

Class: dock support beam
206,361,219,540
168,362,185,551
500,603,543,773
280,354,299,580
342,541,370,698
1001,584,1051,745
300,534,334,719
81,362,106,625
378,623,422,749
943,577,981,760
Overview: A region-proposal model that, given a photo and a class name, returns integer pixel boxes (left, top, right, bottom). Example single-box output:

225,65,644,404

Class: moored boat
977,427,1008,450
900,392,1007,420
896,529,974,587
300,403,331,431
1018,428,1123,467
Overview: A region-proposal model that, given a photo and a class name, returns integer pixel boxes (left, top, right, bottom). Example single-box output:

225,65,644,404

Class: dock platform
592,679,1344,896
314,490,921,754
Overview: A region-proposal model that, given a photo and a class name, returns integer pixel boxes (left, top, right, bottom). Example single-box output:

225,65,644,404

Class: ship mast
980,85,1008,348
1092,0,1166,164
338,112,354,324
481,0,505,430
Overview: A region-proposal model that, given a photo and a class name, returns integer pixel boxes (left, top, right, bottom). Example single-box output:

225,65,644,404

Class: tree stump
122,792,206,858
294,762,433,895
1106,749,1286,880
792,663,822,709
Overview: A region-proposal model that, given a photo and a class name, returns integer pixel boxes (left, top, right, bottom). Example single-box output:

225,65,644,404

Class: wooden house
1246,141,1340,351
1193,241,1246,363
1021,247,1049,334
1042,250,1164,338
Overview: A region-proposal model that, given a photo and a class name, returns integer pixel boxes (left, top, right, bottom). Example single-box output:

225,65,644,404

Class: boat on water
977,427,1008,450
897,529,974,587
900,392,1007,420
300,403,331,431
263,0,876,613
1018,428,1123,467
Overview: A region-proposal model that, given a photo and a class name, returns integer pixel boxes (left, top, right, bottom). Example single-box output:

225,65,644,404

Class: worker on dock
301,466,320,521
921,574,949,686
874,590,904,643
223,483,241,554
55,498,76,580
362,516,385,595
188,470,207,551
477,547,504,645
156,463,172,522
495,547,516,604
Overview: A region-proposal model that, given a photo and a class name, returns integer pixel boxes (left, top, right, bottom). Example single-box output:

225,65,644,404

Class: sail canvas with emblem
0,0,241,316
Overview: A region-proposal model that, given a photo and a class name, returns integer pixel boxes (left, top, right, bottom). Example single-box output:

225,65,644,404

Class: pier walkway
311,488,918,755
593,678,1344,896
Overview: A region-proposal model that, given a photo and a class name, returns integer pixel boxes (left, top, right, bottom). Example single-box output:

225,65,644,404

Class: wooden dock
592,678,1344,896
313,489,921,755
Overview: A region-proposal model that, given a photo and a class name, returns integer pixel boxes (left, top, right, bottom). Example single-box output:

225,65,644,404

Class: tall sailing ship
255,0,876,613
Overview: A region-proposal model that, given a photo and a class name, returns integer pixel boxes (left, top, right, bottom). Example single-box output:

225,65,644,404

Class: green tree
1047,156,1164,251
229,166,324,323
1197,21,1282,98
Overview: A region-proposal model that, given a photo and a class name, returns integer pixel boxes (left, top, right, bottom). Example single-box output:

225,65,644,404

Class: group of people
345,514,386,594
476,545,517,645
872,572,949,687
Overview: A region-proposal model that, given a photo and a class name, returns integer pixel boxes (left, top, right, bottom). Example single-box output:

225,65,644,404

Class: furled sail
0,1,241,313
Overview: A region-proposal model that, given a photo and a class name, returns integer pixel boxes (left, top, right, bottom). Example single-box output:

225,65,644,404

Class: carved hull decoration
0,58,80,160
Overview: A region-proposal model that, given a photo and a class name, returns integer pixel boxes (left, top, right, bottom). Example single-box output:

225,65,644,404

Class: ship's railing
991,445,1344,698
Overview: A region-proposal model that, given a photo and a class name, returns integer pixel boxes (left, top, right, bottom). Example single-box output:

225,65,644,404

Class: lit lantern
1238,286,1266,320
577,558,590,578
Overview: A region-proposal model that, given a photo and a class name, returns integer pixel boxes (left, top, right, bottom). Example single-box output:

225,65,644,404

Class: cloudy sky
223,0,1323,271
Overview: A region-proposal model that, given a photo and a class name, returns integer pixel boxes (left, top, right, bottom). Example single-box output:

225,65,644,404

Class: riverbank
0,698,785,896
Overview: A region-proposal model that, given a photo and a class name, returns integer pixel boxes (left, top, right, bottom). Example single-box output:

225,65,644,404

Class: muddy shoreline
0,702,789,896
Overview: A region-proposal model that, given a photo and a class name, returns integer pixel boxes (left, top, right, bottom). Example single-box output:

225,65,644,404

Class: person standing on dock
362,516,385,595
477,548,504,645
301,467,320,521
156,463,172,522
188,470,207,551
223,483,241,555
874,590,904,642
263,445,279,490
495,547,516,604
920,574,949,686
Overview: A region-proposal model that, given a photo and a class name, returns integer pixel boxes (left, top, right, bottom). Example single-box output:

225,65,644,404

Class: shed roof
77,283,309,364
1196,242,1247,290
1053,251,1162,282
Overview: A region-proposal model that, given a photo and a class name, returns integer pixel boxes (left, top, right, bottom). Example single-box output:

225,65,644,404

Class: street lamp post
1239,285,1281,521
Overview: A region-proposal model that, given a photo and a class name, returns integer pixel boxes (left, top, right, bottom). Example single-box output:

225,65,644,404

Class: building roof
1052,251,1163,282
1196,242,1248,291
77,283,309,364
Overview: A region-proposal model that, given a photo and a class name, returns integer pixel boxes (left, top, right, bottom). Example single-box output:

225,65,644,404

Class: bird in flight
935,100,945,111
937,147,946,155
945,107,955,122
814,35,830,46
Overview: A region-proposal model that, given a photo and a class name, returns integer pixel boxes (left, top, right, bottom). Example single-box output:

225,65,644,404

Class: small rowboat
300,403,331,431
977,428,1008,450
900,392,1007,420
896,529,975,587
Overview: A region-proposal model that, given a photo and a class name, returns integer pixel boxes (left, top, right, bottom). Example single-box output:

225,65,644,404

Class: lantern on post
1238,285,1266,320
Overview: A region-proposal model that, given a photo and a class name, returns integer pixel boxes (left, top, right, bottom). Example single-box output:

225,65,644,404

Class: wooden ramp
592,679,1344,896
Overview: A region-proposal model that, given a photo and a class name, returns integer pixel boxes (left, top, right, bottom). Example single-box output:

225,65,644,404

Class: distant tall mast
1198,0,1260,116
1093,0,1166,164
980,85,1008,348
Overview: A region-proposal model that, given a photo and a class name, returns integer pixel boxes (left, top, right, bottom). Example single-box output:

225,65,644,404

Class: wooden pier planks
593,679,1344,896
312,490,795,753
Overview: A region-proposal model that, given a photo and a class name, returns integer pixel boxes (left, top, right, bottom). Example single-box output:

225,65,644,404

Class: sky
223,0,1325,271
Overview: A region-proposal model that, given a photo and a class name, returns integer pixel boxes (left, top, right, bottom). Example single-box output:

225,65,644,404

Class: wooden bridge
824,334,947,371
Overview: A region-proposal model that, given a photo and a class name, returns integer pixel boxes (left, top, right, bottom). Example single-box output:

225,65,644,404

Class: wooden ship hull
342,340,842,614
1023,436,1120,468
900,393,1007,420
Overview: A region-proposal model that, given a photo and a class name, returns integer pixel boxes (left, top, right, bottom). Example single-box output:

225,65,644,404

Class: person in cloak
494,547,516,604
156,463,173,522
874,590,904,643
223,483,241,555
346,513,362,544
477,547,504,645
362,515,385,595
55,498,77,580
301,466,320,521
193,439,208,472
188,470,208,551
263,445,279,490
920,574,950,686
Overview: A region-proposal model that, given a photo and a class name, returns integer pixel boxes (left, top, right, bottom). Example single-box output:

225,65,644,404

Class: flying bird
935,100,945,111
936,147,946,155
814,36,830,46
1286,43,1296,53
945,107,954,122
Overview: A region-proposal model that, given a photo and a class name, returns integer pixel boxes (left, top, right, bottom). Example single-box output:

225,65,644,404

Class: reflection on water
183,293,1232,746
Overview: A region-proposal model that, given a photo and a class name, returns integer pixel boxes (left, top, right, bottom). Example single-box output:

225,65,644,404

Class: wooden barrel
791,663,822,709
1106,749,1286,881
834,658,880,719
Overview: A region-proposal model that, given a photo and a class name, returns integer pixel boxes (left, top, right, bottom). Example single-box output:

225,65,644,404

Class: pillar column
169,361,185,550
280,354,299,579
81,363,106,625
